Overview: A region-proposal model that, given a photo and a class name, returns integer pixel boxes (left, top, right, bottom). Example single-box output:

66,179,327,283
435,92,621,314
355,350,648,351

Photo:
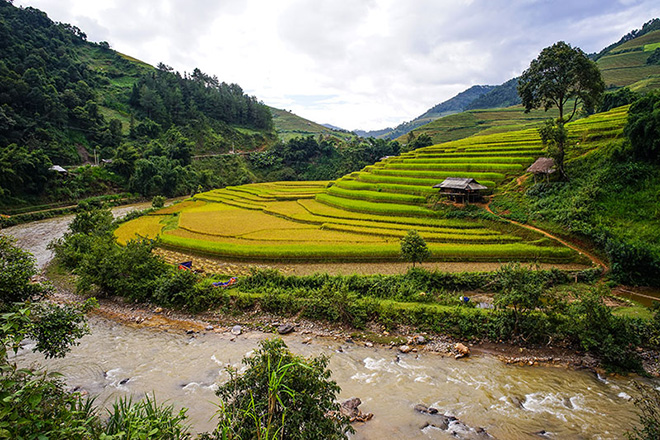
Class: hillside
0,2,275,206
596,27,660,92
403,19,660,145
269,107,354,142
118,110,638,265
118,102,660,286
355,85,495,139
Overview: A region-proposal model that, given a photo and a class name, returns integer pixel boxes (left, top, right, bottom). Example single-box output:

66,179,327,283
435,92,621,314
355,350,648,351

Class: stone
231,325,242,336
399,345,412,353
186,329,195,335
415,335,427,345
205,325,214,331
277,323,295,334
340,397,373,423
153,307,163,313
302,337,313,344
365,342,374,347
414,404,439,415
454,342,470,359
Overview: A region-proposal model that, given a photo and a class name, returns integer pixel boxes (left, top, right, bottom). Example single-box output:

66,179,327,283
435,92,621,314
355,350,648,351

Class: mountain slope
401,19,660,146
270,107,353,142
465,78,521,110
596,24,660,92
355,85,494,139
0,1,275,205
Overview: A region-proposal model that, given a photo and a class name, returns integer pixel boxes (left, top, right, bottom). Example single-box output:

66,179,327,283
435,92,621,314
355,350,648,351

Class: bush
103,394,191,440
76,238,170,301
207,339,352,440
152,195,166,209
566,287,643,372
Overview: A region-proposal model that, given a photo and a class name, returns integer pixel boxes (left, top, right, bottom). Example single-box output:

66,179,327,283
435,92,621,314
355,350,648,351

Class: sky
14,0,660,131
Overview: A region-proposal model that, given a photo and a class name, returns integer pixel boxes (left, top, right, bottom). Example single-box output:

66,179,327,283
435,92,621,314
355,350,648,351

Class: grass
644,42,660,52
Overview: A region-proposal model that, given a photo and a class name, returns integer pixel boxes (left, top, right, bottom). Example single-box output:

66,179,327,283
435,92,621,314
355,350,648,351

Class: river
13,315,646,439
1,202,655,439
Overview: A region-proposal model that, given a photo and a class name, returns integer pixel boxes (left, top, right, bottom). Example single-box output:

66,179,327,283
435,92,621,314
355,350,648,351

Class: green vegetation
269,107,353,142
0,2,278,208
400,230,431,268
492,100,660,286
0,235,195,439
206,339,351,440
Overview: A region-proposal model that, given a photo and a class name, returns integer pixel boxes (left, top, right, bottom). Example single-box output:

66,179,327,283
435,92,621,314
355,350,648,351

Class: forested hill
0,1,275,205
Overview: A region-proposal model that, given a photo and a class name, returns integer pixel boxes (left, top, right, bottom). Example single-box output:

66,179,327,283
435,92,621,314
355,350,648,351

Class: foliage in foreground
627,381,660,440
204,339,352,440
1,234,193,439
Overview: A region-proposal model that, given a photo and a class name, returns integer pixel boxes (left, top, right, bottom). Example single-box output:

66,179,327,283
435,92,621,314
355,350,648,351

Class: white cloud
14,0,660,130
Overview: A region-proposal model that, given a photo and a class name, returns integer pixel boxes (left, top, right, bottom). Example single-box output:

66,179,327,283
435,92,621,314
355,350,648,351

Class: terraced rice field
115,108,629,265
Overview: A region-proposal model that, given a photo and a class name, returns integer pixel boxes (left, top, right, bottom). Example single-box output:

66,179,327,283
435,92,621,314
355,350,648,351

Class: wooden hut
433,177,488,203
527,157,555,182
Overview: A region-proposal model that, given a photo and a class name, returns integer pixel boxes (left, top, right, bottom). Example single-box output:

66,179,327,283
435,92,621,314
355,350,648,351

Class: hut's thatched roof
49,165,67,173
527,157,556,174
433,177,488,191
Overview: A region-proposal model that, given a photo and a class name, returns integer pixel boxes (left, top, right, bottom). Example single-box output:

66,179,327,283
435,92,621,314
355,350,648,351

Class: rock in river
231,325,242,336
277,323,295,334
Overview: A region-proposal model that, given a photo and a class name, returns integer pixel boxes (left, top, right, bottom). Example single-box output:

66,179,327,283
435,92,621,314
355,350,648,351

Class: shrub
208,339,352,440
152,195,166,209
103,394,191,440
566,287,643,372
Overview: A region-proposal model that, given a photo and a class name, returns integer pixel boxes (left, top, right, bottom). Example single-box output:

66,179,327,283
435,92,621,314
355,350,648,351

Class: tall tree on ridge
517,41,604,179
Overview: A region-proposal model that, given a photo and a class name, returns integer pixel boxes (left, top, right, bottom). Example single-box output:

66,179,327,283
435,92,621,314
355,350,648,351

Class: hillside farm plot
117,183,578,264
116,110,631,265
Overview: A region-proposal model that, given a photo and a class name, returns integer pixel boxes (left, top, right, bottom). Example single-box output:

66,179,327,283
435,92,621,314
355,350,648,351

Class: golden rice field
115,108,629,265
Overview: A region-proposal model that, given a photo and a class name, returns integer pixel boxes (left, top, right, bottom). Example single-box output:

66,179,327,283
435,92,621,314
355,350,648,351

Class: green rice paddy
115,107,630,264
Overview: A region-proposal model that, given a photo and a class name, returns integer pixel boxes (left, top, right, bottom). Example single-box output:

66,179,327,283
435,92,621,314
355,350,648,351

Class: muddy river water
14,317,648,439
1,203,657,439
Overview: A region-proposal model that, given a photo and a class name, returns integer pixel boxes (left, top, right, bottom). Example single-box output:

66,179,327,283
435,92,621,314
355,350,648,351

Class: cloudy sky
14,0,660,130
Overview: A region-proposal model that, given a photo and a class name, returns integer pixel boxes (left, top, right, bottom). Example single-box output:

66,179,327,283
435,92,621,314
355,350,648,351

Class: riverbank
44,262,660,377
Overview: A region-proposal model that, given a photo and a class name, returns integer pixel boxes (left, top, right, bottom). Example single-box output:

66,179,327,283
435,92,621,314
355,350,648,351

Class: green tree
493,263,545,335
400,230,431,268
518,41,604,180
538,118,569,179
518,41,605,123
624,92,660,163
208,339,352,440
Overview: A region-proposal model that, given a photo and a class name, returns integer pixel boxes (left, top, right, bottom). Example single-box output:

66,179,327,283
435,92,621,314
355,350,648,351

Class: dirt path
485,199,608,272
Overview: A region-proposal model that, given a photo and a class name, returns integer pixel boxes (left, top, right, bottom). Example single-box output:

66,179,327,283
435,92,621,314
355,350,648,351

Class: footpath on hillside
484,199,608,272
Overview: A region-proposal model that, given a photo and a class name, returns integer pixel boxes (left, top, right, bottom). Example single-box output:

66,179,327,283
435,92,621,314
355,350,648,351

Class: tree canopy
624,91,660,163
517,41,604,123
400,230,431,268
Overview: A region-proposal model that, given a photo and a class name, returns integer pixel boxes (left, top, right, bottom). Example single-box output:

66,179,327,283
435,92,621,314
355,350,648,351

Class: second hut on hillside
433,177,488,204
526,157,556,182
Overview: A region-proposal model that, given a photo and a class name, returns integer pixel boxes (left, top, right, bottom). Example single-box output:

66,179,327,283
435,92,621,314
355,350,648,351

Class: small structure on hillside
49,165,68,174
527,157,556,182
433,177,488,204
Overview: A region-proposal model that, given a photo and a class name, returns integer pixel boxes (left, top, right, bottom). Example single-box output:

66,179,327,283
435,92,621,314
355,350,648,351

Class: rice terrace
116,106,630,268
6,2,660,438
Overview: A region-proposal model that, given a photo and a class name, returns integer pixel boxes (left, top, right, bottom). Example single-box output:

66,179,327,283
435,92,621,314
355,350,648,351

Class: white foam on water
618,392,632,400
350,372,377,383
519,392,593,422
414,374,432,384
